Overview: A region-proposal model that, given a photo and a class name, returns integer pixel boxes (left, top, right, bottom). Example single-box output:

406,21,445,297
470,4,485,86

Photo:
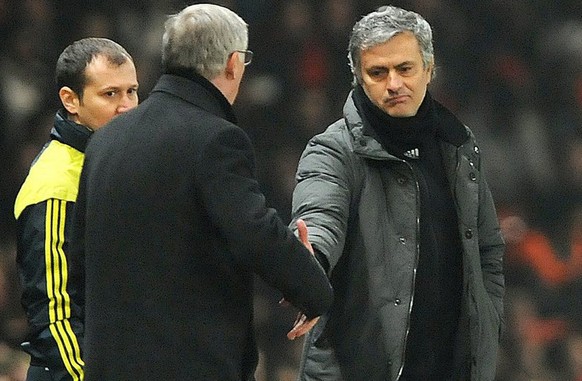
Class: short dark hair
55,37,133,99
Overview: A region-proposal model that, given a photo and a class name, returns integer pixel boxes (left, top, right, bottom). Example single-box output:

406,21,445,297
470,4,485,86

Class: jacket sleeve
194,125,333,319
477,173,506,320
466,128,505,322
16,199,84,381
290,127,355,274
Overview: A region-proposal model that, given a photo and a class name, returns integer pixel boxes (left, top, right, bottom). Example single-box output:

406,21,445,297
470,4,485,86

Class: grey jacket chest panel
355,158,419,300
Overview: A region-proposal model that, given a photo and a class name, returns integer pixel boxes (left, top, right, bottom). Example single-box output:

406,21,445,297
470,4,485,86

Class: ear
59,86,80,115
224,52,239,80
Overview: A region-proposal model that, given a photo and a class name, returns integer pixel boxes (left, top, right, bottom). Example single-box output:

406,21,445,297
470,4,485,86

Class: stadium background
0,0,581,380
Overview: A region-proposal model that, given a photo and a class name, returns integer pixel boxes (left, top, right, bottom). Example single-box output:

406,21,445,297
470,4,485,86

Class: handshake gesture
283,219,323,340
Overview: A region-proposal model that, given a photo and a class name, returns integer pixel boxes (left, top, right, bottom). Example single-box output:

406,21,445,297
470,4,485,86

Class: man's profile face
69,55,139,130
359,31,432,118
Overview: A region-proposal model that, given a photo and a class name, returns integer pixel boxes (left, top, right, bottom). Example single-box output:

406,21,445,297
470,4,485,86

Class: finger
287,320,313,340
293,312,306,326
297,218,308,243
287,315,319,340
286,314,306,340
296,218,313,254
293,316,318,338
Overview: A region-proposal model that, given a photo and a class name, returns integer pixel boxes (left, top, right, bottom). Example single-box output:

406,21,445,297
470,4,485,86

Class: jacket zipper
396,160,421,381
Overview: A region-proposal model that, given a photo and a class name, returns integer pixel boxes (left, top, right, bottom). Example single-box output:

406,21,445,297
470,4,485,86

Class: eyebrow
367,65,388,71
394,61,415,68
366,60,416,71
99,84,139,91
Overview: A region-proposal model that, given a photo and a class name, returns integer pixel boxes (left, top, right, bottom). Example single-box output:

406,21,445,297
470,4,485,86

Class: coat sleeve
194,125,333,319
16,200,84,381
290,126,356,274
477,173,506,320
469,129,505,322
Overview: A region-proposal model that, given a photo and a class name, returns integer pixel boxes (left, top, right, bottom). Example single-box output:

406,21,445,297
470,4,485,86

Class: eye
398,66,415,76
368,68,387,79
104,90,117,97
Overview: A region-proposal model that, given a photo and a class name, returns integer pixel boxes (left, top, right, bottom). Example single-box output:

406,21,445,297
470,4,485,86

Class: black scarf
352,84,437,158
50,109,93,153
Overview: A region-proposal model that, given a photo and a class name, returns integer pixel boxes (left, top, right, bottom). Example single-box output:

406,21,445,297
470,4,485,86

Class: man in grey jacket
290,5,505,381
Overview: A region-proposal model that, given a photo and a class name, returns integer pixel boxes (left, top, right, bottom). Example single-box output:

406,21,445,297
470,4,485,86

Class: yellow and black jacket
14,110,88,381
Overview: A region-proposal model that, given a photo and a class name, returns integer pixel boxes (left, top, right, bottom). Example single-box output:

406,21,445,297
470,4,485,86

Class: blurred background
0,0,581,380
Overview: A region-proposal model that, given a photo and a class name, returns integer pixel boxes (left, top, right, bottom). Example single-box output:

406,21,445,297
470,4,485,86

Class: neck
210,74,236,105
162,67,238,124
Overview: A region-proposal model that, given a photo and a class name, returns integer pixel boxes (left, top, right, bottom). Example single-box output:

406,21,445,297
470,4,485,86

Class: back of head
56,37,133,99
161,3,248,81
348,5,434,85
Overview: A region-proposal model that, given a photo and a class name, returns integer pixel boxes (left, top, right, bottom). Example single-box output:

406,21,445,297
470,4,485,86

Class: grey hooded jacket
291,92,505,381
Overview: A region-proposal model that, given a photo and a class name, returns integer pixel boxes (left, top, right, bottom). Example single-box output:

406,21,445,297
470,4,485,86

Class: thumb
296,218,313,254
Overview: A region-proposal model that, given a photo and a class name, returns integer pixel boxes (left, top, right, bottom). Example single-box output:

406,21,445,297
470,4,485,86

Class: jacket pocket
471,287,501,381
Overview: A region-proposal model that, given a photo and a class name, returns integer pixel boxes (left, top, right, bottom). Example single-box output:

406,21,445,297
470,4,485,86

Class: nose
117,95,138,114
387,72,403,92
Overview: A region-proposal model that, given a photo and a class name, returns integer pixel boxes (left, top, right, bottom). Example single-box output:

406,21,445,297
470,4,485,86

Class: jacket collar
344,90,469,159
151,70,238,124
50,109,93,153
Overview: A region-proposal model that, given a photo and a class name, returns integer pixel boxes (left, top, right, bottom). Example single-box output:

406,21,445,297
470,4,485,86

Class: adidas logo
403,148,420,159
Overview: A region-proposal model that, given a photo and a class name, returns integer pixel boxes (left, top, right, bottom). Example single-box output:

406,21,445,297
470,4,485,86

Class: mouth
384,95,409,105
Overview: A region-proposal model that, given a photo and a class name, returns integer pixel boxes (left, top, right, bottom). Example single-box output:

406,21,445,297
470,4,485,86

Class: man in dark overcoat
70,4,333,380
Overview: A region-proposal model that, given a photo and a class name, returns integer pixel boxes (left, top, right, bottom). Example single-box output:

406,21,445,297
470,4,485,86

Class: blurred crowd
0,0,581,380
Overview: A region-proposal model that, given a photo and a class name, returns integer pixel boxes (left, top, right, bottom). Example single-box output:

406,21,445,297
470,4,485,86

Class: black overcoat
71,73,333,381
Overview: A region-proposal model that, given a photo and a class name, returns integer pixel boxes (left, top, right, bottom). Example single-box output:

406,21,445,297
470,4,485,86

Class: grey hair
161,4,248,80
348,5,434,85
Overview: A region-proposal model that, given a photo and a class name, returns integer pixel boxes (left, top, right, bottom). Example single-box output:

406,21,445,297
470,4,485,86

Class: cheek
362,82,385,100
406,77,428,98
85,102,118,124
416,72,432,89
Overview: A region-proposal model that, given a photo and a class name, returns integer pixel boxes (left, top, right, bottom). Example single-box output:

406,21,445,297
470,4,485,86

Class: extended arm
290,128,355,274
195,126,333,319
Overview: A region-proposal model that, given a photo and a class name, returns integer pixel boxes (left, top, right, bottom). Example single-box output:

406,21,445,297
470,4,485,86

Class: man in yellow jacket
14,37,139,381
